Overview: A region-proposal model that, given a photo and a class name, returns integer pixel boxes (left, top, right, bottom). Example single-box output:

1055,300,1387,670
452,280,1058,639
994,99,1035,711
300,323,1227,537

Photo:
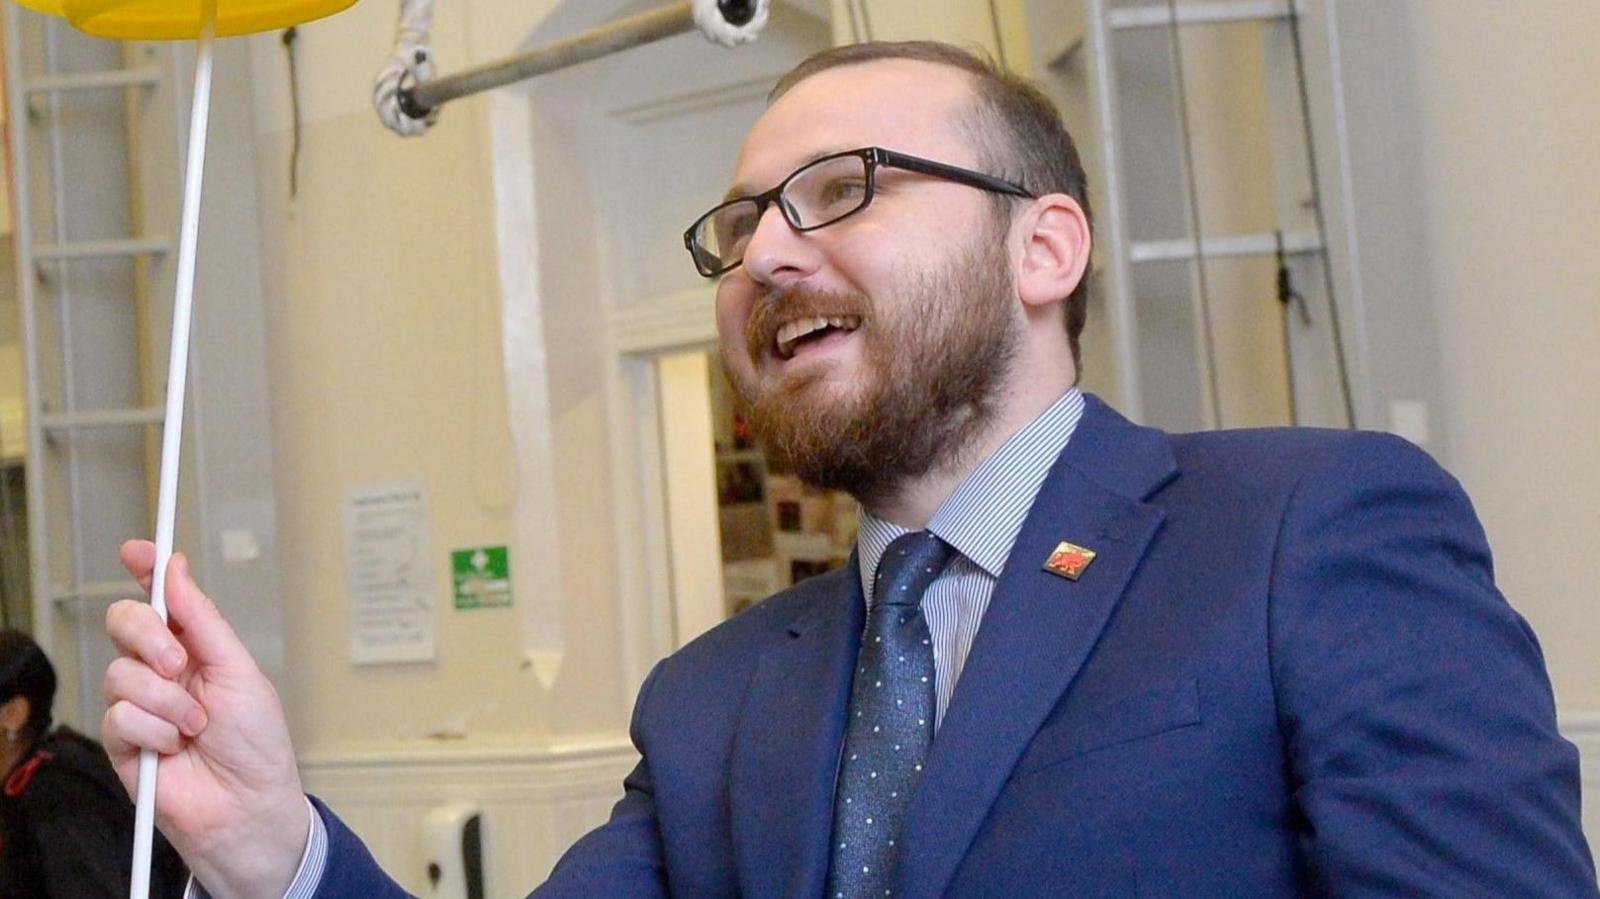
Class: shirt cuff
183,795,329,899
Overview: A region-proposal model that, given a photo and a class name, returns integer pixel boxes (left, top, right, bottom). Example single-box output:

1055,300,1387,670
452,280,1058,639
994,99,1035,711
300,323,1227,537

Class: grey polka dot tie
826,530,954,899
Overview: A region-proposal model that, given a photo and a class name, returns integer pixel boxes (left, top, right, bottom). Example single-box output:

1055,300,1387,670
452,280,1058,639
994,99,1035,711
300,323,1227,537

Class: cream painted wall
831,0,1004,52
1403,0,1600,710
244,0,840,762
241,0,1032,760
244,0,641,756
237,0,1599,769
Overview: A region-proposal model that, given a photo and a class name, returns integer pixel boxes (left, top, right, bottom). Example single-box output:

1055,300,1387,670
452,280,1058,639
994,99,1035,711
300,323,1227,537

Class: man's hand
103,540,309,899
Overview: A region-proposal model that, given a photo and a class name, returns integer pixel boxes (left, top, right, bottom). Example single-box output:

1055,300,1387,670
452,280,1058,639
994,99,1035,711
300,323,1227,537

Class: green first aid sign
452,545,512,609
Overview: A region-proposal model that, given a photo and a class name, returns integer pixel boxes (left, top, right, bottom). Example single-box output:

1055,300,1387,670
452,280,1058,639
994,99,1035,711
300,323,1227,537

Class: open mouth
774,315,862,360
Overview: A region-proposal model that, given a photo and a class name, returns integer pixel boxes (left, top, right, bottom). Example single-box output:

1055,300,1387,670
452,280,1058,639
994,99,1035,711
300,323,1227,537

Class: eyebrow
721,145,859,203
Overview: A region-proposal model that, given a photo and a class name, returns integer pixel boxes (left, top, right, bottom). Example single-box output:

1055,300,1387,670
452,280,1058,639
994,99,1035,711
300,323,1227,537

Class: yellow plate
50,0,355,39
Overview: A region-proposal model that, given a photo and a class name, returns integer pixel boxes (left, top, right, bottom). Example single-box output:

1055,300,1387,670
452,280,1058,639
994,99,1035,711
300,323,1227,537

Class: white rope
373,0,438,136
130,5,216,897
373,0,769,136
693,0,767,47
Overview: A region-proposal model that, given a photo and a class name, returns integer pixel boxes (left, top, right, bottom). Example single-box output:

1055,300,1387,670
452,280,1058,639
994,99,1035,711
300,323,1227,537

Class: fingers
106,599,188,679
103,699,184,757
103,656,207,737
162,554,250,671
107,552,251,675
120,539,156,592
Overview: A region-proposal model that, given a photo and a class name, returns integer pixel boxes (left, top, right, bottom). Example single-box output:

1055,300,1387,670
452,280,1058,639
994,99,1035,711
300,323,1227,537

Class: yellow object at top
11,0,355,39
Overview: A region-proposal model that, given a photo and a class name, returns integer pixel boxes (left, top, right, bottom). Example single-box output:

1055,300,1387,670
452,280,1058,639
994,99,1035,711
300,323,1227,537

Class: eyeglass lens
692,153,871,275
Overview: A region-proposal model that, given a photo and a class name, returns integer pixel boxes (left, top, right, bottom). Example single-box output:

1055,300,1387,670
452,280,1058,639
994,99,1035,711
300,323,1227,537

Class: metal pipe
401,1,700,119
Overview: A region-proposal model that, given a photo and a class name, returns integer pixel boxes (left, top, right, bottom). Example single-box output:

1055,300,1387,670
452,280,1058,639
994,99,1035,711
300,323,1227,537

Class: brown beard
725,236,1019,506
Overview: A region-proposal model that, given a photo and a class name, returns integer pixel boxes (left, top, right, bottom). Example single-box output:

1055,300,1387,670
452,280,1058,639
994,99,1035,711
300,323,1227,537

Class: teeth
775,315,860,358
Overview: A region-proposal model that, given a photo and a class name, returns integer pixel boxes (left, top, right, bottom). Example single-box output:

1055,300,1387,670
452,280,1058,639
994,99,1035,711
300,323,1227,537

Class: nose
740,201,821,289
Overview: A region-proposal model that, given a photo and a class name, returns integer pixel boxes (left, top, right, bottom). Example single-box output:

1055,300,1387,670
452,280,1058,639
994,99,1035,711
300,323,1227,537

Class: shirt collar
857,387,1086,605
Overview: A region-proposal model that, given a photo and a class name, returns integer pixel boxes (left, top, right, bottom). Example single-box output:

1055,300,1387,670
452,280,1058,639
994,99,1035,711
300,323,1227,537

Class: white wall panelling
300,739,637,896
507,3,830,701
1566,714,1600,843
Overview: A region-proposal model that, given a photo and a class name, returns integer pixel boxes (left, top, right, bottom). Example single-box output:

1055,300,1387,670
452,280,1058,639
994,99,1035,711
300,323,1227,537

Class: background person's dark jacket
0,726,187,898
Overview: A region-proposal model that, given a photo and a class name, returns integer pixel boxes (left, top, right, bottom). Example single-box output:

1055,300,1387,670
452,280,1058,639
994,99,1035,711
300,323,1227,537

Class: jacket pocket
1011,677,1202,780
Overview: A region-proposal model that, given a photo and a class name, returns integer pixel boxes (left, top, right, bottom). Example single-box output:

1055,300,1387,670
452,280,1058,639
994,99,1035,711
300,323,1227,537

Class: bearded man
101,41,1596,898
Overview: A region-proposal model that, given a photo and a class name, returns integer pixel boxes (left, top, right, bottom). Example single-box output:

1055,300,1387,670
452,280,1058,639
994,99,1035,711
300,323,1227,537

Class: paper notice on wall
343,481,437,665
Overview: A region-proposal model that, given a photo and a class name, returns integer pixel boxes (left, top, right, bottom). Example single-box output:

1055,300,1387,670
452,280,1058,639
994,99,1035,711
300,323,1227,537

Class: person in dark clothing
0,629,187,898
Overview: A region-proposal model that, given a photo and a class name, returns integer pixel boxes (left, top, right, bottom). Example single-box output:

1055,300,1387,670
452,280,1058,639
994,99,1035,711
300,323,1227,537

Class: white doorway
504,0,833,701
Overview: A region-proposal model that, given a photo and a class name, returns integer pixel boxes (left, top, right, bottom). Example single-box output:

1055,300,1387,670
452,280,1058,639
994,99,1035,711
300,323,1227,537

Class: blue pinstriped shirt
857,387,1085,730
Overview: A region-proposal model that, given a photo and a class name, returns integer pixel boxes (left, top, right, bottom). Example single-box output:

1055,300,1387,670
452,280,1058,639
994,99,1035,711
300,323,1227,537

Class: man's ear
1014,193,1091,312
0,696,28,737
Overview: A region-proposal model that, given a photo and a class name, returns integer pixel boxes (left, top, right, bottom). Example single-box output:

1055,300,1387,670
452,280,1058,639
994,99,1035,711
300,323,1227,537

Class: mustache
744,286,871,361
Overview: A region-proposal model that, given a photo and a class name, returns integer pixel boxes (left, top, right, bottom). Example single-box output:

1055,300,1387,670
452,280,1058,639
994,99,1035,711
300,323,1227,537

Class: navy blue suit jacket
314,396,1597,897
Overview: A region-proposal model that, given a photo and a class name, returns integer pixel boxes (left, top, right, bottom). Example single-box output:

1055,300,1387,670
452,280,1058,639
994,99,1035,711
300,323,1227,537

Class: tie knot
874,530,954,607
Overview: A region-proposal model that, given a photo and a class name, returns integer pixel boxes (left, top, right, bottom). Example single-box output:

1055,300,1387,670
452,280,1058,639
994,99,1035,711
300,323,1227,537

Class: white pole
130,3,215,895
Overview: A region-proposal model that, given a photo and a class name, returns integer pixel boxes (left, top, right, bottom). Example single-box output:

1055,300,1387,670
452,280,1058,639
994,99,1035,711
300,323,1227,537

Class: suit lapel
729,563,864,898
897,397,1177,897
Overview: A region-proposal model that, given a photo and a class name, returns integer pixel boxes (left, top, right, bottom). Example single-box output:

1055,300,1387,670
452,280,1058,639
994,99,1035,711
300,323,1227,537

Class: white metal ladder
1078,0,1352,431
4,7,186,728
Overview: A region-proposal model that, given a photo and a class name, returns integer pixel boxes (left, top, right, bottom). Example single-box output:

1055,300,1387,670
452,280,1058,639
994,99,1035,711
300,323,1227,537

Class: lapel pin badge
1043,541,1097,581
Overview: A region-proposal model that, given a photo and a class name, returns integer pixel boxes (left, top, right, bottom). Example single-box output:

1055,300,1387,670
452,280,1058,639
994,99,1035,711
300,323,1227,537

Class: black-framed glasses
683,146,1035,278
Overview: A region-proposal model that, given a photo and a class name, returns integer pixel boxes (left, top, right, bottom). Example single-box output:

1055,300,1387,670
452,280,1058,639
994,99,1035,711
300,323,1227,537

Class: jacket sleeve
1268,432,1598,896
308,797,415,899
529,659,670,899
298,659,671,899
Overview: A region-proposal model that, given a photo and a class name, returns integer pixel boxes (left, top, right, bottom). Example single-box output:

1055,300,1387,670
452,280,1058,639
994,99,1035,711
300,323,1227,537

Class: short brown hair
772,41,1093,368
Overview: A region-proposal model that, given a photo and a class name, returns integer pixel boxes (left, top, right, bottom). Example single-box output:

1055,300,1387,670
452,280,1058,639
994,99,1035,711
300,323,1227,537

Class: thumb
164,553,251,672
